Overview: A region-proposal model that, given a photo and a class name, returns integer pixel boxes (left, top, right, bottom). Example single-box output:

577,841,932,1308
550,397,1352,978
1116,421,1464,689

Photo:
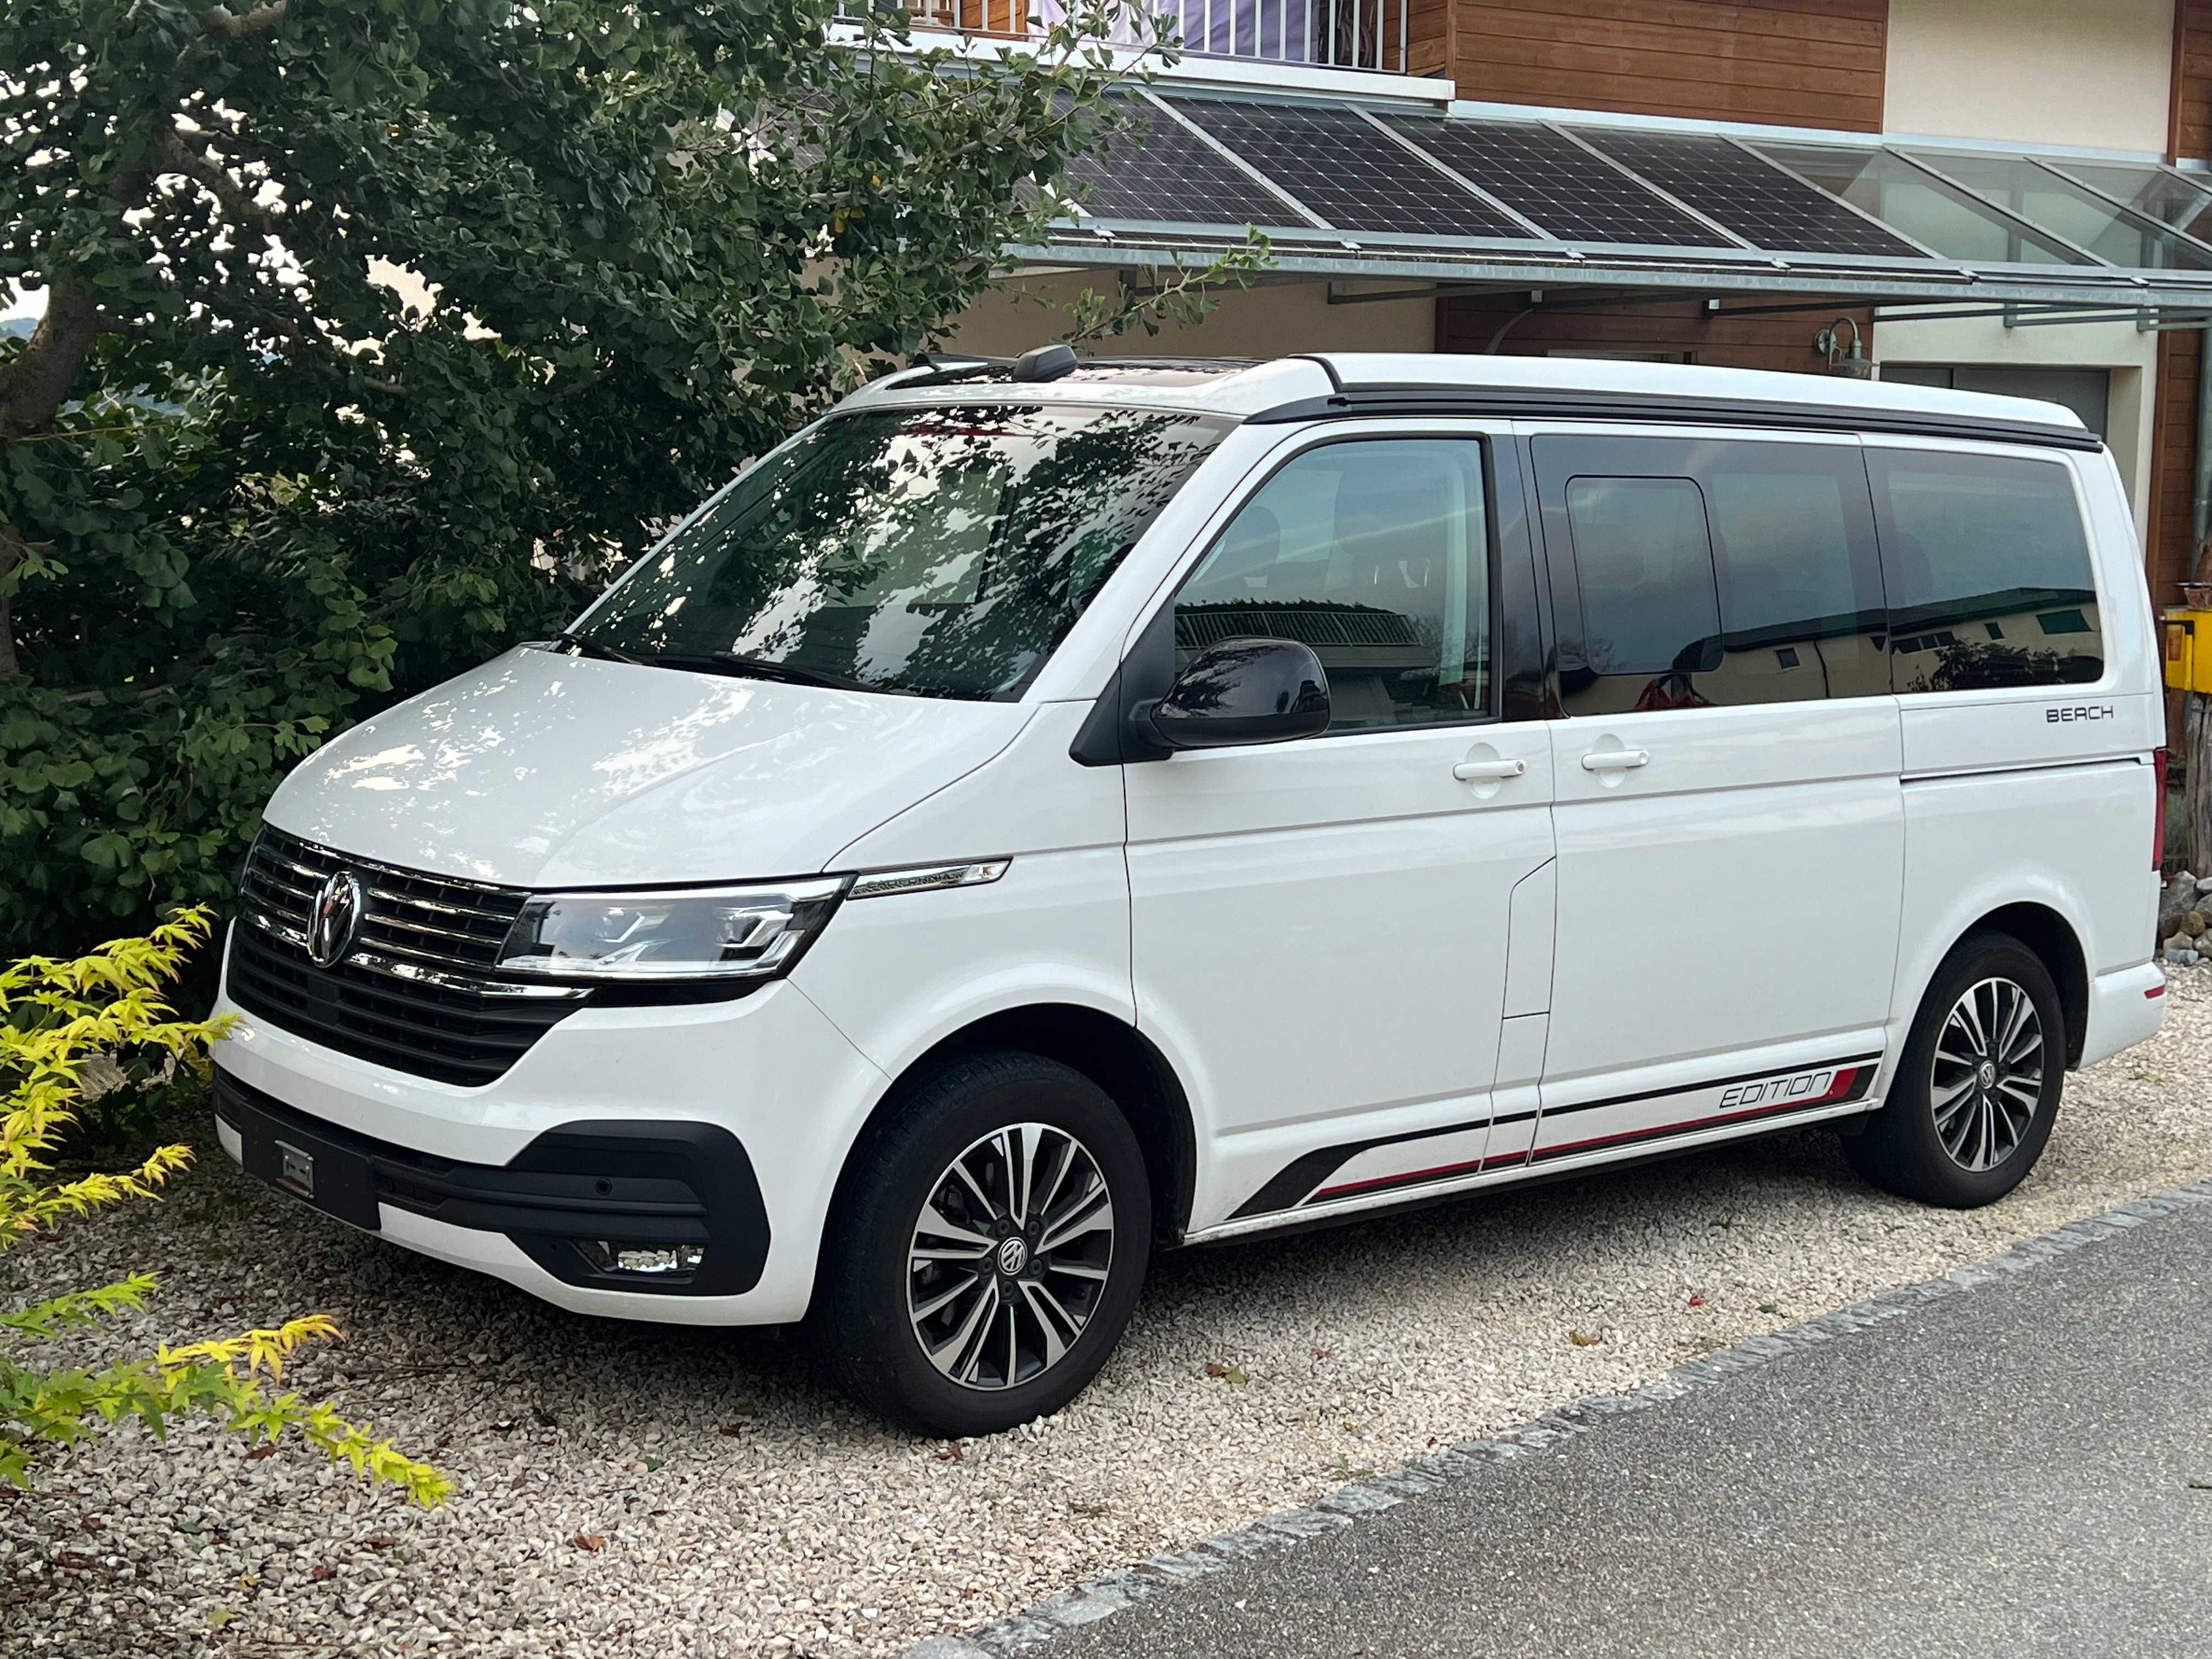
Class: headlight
495,878,848,982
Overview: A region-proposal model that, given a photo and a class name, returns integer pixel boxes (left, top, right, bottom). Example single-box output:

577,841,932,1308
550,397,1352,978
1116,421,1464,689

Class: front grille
228,826,586,1087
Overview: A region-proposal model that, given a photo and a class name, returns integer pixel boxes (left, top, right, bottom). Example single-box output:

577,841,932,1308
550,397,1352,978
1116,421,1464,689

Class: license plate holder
219,1079,383,1231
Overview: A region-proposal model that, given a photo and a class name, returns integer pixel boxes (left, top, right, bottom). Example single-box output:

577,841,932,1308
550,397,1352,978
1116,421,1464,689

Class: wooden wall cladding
2151,326,2200,607
1444,0,1889,131
2153,1,2212,611
1435,292,1872,375
1409,0,1454,76
2175,0,2212,161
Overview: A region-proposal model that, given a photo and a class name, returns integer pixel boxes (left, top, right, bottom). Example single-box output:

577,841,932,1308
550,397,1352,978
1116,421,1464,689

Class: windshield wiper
558,635,875,693
555,632,647,665
644,650,876,693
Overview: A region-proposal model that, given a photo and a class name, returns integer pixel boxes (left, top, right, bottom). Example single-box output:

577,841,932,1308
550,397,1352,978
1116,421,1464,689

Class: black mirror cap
1150,637,1330,749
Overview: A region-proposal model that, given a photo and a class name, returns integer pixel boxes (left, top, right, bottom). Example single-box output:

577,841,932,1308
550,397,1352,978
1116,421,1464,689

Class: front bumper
211,967,889,1325
215,1070,773,1295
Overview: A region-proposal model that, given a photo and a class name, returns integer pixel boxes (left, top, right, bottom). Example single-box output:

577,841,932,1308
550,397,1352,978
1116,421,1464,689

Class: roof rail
1246,385,2104,452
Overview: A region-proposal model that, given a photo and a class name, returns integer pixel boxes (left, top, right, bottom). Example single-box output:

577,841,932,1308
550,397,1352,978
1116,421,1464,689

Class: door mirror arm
1070,607,1178,766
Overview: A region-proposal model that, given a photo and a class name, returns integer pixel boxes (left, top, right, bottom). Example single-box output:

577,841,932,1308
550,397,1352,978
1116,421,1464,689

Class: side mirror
1147,637,1330,750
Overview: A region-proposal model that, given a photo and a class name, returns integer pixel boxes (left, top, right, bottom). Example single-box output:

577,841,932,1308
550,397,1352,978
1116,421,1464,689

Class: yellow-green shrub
0,907,447,1503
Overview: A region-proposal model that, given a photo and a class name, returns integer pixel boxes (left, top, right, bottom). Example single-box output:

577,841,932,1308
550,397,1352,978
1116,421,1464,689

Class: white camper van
213,353,2167,1436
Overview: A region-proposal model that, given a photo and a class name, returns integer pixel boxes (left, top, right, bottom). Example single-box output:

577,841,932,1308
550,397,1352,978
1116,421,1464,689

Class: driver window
1172,438,1493,731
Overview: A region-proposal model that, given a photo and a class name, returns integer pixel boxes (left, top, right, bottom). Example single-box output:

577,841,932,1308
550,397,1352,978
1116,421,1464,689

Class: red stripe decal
1306,1062,1876,1205
1314,1150,1524,1201
1536,1068,1862,1163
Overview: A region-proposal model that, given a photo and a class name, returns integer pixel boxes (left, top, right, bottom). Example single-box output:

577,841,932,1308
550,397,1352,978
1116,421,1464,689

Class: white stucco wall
1877,316,2157,544
1884,0,2172,154
944,274,1435,360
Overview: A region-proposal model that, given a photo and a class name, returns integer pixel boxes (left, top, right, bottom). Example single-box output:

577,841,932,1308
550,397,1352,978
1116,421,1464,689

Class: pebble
10,971,2212,1657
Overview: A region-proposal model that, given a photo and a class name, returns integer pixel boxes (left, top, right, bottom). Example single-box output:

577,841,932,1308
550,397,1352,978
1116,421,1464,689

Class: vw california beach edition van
215,353,2167,1436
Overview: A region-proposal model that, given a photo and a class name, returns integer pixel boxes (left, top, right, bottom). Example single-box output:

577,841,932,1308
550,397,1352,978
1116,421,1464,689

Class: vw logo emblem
995,1236,1029,1277
307,871,364,968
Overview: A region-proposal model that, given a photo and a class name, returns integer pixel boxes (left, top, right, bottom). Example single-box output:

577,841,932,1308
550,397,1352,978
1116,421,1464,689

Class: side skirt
1192,1057,1880,1246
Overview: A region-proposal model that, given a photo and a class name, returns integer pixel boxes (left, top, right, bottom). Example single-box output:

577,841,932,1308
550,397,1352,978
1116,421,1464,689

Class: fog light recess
574,1240,706,1277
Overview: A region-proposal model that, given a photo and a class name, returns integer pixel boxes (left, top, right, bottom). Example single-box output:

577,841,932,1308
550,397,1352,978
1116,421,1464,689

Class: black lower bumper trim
213,1069,771,1295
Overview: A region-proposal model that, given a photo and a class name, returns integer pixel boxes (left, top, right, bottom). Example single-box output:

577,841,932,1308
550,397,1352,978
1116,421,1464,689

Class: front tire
1846,931,2064,1207
813,1051,1152,1438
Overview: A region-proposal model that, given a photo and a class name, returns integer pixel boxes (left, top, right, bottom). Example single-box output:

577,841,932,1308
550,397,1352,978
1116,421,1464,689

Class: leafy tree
0,0,1153,956
1,907,445,1501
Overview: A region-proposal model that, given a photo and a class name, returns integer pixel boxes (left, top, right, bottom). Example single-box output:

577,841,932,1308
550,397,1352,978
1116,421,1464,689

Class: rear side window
1174,437,1492,731
1539,436,1888,714
1867,451,2102,691
1565,477,1719,684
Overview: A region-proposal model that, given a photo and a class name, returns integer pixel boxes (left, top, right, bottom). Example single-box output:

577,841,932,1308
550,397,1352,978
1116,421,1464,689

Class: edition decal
1529,1060,1878,1166
1231,1056,1881,1220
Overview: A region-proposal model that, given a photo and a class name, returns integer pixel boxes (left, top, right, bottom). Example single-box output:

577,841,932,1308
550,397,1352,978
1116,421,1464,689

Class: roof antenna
1011,343,1080,382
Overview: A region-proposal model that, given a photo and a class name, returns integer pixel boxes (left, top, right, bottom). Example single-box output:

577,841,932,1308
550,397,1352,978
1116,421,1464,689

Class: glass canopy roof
1037,92,2212,309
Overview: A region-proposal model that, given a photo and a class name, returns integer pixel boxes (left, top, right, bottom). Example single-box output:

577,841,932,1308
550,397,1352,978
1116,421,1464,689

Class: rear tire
812,1051,1152,1438
1846,931,2064,1208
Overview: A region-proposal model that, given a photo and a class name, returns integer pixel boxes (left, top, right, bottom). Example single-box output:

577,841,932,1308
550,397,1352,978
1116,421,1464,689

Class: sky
3,283,47,325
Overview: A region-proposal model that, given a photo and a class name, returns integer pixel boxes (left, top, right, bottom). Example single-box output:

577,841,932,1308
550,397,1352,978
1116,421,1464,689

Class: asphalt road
1048,1196,2212,1659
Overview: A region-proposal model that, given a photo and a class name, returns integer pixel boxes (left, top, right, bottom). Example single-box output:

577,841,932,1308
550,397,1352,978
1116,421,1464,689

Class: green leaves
0,914,451,1504
2,0,1150,954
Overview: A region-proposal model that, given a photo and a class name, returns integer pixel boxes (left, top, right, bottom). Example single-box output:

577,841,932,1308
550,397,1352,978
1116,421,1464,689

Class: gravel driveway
12,973,2212,1658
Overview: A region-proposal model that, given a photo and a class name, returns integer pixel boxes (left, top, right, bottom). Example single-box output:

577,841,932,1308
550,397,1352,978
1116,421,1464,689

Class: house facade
938,0,2212,615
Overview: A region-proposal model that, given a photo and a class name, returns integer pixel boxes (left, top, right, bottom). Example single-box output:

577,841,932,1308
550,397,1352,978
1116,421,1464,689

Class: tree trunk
1,279,108,681
0,279,101,442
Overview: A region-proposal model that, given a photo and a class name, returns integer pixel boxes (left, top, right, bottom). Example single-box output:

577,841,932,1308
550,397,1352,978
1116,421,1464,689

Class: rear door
1124,426,1558,1230
1513,430,1901,1170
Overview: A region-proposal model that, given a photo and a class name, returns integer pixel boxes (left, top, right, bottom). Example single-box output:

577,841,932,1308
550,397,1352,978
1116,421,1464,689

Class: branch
200,2,289,37
155,122,276,240
1043,234,1274,345
0,282,103,443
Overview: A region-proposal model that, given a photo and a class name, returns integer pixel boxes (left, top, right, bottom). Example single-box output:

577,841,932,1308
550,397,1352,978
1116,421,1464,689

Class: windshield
572,403,1232,700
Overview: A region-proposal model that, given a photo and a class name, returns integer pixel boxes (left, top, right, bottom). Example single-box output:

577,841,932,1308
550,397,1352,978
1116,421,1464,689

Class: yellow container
2165,608,2212,692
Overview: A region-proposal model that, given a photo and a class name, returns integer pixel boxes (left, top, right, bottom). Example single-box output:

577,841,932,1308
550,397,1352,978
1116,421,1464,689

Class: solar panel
1380,115,1730,247
1575,130,1924,258
1165,98,1536,239
1057,94,1300,228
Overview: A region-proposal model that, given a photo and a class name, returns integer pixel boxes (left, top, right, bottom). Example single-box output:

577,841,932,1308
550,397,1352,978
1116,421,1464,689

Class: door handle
1581,748,1650,772
1453,757,1527,782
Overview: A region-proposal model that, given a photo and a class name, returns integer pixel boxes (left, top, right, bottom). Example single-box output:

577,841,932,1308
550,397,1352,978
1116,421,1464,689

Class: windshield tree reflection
574,405,1230,700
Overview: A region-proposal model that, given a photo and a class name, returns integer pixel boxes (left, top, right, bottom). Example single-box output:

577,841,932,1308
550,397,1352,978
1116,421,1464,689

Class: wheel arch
827,1003,1198,1250
1960,902,2090,1069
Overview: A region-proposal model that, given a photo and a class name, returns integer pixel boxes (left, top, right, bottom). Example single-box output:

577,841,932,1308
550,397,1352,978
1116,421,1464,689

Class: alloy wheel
1929,975,2045,1172
907,1122,1115,1391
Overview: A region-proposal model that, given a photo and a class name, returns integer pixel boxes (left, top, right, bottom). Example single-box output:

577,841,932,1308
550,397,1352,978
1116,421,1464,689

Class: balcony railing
848,0,1412,74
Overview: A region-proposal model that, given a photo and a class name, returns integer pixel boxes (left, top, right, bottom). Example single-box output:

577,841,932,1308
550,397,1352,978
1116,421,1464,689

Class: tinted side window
1541,436,1887,715
1564,477,1720,711
1867,450,2102,691
1175,438,1492,731
1702,446,1889,702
